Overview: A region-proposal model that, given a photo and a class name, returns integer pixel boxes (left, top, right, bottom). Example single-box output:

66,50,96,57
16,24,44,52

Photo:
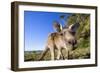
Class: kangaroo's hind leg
56,48,61,60
49,47,55,60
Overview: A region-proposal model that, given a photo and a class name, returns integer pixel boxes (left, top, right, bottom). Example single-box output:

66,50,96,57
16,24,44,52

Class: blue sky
24,11,71,51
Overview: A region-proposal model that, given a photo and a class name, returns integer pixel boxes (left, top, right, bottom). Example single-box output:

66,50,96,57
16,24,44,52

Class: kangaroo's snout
68,39,77,45
68,39,77,50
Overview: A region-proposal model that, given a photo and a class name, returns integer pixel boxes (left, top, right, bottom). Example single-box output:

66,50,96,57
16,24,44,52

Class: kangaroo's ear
53,21,62,32
68,23,80,32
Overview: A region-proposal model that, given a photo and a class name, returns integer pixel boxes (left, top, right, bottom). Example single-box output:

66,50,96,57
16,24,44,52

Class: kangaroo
39,21,80,60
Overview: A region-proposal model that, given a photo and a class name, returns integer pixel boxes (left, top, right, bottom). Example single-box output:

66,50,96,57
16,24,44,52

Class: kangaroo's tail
38,47,49,61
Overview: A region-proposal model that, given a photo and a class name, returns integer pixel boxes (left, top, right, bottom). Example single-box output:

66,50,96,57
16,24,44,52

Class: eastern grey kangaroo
39,21,80,60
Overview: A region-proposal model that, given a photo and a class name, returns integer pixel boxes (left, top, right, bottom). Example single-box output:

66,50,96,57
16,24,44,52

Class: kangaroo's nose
68,39,77,46
68,39,77,50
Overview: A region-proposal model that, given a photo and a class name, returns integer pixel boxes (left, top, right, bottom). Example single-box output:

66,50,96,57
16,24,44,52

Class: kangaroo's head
62,23,80,48
53,21,80,49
